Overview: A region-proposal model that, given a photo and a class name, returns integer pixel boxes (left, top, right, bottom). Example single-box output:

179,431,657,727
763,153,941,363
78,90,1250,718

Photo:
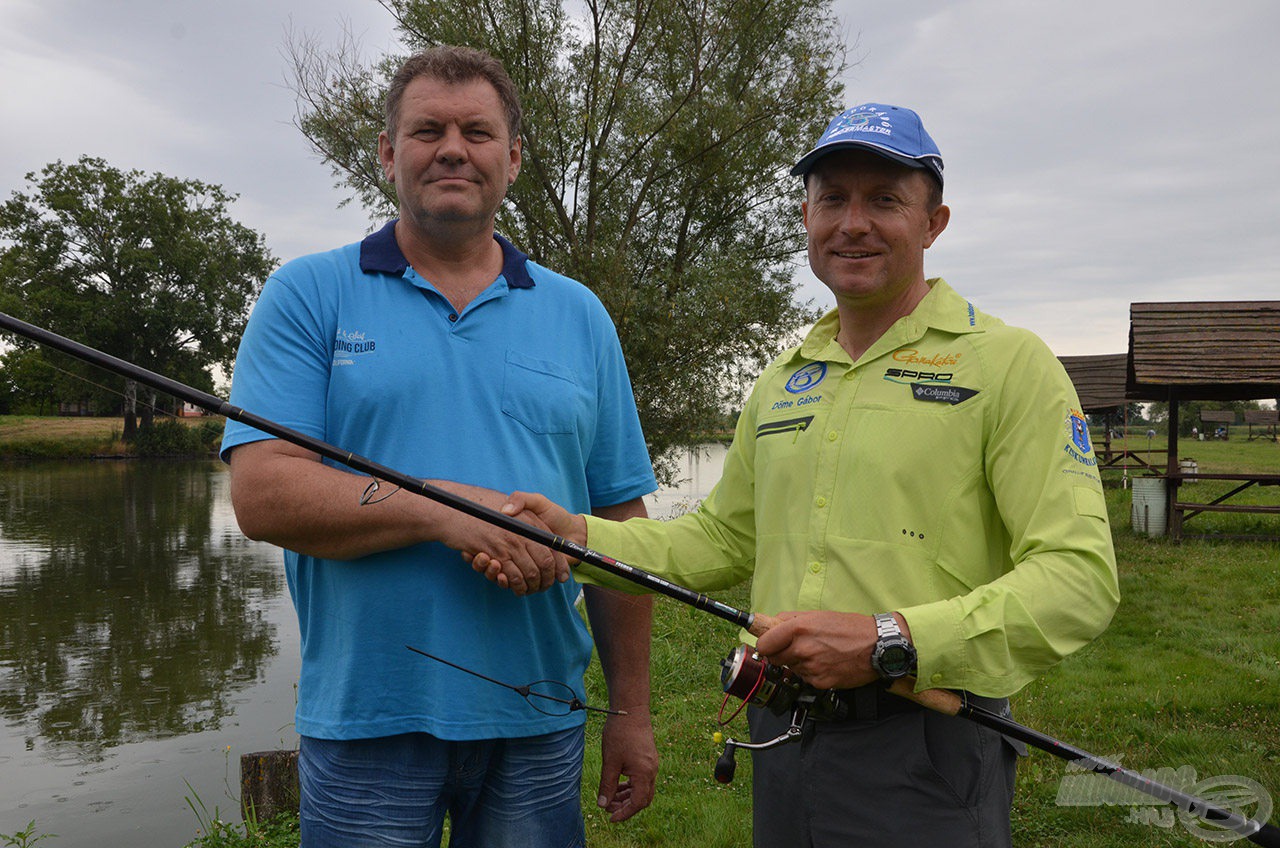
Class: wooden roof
1245,409,1279,424
1059,353,1129,412
1127,301,1280,401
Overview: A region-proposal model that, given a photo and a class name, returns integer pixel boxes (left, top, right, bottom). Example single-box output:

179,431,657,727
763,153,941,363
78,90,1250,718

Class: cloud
1,0,1277,359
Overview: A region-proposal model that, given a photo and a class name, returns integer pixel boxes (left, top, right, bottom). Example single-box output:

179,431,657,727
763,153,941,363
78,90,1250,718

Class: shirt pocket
501,350,582,435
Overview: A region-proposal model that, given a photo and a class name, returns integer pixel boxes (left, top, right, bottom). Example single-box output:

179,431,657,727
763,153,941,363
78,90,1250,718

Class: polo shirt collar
795,278,982,363
358,219,535,289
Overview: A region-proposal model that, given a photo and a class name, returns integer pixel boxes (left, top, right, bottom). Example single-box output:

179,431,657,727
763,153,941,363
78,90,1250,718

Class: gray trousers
747,696,1021,848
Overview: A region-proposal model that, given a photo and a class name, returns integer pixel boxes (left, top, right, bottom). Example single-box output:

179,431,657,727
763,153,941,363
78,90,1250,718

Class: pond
0,446,728,846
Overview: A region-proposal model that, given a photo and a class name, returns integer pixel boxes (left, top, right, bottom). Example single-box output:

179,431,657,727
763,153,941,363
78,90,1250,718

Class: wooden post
1167,399,1181,539
240,749,300,823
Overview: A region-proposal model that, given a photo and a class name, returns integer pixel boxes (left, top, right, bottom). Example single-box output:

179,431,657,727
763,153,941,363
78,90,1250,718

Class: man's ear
377,132,396,184
924,203,950,249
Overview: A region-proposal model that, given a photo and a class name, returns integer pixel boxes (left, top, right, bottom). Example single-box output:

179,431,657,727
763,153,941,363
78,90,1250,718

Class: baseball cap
790,103,944,187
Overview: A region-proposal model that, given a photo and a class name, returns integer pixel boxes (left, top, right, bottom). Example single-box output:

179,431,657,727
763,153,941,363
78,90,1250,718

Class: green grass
0,414,222,459
174,438,1279,847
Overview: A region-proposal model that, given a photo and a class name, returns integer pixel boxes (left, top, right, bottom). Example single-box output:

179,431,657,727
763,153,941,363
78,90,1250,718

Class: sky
1,0,1278,358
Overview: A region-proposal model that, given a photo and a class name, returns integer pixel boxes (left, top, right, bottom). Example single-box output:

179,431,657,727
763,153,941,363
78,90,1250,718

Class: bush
132,419,207,457
197,419,225,452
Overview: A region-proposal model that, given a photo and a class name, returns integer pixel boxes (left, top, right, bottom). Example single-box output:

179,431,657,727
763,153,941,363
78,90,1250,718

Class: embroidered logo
892,349,962,367
1064,410,1097,466
911,384,978,405
825,105,893,141
785,362,828,394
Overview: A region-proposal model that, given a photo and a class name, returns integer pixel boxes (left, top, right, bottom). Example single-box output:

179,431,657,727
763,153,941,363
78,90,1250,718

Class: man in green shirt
475,102,1119,847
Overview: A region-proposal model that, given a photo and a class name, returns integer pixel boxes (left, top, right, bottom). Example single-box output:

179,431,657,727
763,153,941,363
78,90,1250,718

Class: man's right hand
469,492,587,591
432,485,573,596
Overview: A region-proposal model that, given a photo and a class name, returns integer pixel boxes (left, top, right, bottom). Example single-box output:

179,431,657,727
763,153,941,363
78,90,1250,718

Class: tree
0,156,276,438
288,0,845,477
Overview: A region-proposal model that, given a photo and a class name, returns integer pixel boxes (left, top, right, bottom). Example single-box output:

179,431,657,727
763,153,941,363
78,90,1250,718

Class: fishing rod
3,310,1278,846
0,310,766,637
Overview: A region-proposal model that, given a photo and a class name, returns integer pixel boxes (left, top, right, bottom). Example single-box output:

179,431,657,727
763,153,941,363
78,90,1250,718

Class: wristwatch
870,612,917,679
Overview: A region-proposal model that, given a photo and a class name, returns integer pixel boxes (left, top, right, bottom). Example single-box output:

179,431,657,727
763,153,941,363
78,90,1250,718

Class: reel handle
714,743,738,784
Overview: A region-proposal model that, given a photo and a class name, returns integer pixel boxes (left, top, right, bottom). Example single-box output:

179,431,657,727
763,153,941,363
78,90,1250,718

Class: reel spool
719,645,848,721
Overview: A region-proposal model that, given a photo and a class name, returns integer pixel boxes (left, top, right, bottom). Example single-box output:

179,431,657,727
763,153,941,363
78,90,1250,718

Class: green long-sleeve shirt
585,279,1119,698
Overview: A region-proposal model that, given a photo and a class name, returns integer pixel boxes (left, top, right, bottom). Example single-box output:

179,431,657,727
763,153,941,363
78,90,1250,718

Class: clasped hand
449,491,578,595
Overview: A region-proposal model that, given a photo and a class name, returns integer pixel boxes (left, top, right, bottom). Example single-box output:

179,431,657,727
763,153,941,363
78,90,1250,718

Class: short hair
384,46,522,145
924,177,943,212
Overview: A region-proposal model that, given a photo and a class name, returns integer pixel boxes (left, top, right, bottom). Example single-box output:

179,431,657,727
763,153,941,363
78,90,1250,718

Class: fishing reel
713,645,848,784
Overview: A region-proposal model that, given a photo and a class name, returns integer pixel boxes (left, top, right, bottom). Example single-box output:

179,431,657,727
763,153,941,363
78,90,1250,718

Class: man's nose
436,126,469,162
838,201,872,236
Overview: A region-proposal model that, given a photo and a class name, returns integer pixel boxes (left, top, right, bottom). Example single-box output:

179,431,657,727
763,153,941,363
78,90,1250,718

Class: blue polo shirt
222,221,656,740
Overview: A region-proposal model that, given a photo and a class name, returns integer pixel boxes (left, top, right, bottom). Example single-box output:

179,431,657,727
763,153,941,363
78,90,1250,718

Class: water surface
0,446,728,846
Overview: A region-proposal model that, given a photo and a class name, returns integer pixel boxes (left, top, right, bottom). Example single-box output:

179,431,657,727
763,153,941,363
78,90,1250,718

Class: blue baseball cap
791,103,944,187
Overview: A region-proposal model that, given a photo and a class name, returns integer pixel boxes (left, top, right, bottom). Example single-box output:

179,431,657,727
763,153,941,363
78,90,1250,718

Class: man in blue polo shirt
222,46,658,847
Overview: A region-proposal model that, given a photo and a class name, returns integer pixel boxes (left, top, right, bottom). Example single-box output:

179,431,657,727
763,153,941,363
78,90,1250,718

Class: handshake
461,491,586,595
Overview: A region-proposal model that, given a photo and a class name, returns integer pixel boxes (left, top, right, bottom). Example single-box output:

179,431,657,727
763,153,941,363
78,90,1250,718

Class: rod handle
885,677,966,716
746,612,780,638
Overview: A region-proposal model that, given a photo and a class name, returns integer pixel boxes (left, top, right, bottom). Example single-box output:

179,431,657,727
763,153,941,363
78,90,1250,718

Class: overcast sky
2,0,1277,357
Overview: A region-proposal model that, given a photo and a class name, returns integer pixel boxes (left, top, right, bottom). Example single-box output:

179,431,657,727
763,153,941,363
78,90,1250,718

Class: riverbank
0,415,220,460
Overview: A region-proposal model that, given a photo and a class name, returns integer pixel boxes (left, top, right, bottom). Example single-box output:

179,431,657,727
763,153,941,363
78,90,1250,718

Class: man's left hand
597,709,658,823
753,610,892,690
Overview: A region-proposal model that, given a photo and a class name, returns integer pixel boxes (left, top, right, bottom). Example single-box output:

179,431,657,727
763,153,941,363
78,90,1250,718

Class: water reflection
0,461,283,765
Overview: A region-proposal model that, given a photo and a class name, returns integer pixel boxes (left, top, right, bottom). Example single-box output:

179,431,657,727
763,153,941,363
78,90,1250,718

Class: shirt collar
795,278,983,363
358,220,535,289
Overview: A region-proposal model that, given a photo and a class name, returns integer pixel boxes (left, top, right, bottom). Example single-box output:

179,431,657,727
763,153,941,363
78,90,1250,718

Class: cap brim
791,141,942,186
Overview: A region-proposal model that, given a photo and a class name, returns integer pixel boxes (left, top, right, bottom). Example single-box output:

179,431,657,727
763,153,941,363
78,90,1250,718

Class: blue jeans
298,727,586,848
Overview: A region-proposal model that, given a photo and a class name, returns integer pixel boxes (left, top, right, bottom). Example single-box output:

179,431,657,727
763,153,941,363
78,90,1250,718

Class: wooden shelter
1126,300,1280,538
1246,409,1279,442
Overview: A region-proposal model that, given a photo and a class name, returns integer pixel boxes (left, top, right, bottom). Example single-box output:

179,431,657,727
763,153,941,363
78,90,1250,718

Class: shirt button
808,561,822,574
931,673,944,684
448,313,459,322
827,431,839,441
815,496,827,508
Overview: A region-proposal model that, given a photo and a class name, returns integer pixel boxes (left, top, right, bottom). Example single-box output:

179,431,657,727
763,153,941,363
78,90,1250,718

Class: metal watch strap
874,612,902,639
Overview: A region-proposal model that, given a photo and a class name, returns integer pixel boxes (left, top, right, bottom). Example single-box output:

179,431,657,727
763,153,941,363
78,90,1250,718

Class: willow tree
290,0,845,475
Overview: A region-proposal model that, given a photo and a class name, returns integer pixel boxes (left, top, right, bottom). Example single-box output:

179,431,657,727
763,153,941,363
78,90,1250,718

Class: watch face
879,645,913,674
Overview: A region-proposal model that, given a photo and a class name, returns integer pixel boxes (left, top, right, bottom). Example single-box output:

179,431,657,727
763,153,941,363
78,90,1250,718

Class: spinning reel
713,645,848,783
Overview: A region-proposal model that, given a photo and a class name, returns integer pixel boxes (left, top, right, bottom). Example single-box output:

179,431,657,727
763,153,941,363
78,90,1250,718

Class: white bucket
1130,476,1168,537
